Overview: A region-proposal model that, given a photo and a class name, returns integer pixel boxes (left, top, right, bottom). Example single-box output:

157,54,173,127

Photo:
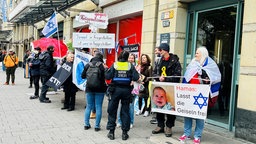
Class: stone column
141,0,159,63
235,0,256,143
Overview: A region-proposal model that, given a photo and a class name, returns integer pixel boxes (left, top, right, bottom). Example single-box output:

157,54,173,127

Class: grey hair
196,46,209,65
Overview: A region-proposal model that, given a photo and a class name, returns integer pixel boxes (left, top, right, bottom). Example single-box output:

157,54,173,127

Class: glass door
185,4,242,130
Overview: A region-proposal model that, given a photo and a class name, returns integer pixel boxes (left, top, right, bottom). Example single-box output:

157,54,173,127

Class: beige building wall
63,17,73,43
154,0,187,65
141,0,158,61
237,0,256,111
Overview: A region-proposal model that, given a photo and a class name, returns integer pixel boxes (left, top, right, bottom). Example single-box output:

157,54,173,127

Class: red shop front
106,15,142,67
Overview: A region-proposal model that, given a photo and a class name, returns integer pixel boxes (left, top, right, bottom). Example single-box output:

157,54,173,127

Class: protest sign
46,62,73,91
150,81,210,120
73,32,115,48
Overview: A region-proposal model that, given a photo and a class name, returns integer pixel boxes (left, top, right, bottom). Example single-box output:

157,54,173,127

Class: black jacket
28,53,41,76
39,51,56,76
81,57,107,93
153,53,182,83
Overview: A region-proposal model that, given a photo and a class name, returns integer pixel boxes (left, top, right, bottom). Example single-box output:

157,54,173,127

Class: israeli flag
42,12,58,38
123,38,128,45
72,49,92,91
108,48,112,54
115,42,119,53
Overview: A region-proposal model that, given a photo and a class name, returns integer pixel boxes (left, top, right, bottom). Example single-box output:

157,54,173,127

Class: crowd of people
0,43,221,144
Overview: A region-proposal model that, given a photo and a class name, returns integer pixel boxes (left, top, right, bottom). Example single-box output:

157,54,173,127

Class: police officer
105,50,139,140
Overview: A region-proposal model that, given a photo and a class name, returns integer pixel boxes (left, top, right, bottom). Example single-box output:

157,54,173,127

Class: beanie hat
158,43,169,52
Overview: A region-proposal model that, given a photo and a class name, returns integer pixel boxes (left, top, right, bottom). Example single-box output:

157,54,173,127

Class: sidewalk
0,67,253,144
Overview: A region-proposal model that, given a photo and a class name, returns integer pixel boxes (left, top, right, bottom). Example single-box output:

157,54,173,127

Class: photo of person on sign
152,86,175,111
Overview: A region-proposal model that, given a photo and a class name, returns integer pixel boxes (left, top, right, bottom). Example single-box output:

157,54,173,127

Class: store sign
160,33,170,45
76,12,108,29
121,44,140,61
162,20,170,27
150,82,210,120
73,32,115,48
161,10,174,20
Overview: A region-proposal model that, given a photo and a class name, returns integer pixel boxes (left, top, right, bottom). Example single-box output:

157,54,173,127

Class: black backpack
86,62,102,89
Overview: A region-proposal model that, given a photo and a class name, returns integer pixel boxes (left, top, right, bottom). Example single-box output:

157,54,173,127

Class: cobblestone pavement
0,67,253,144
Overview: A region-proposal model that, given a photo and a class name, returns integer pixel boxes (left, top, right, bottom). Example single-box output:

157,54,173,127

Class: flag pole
55,11,61,58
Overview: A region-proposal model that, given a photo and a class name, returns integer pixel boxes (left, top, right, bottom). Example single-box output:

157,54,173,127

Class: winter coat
4,54,19,68
39,51,56,76
153,53,182,83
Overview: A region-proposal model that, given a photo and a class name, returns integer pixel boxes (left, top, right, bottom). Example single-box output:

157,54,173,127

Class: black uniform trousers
106,86,131,132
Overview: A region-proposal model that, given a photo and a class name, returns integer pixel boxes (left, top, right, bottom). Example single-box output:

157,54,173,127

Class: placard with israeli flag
150,82,210,120
42,12,58,38
72,49,92,91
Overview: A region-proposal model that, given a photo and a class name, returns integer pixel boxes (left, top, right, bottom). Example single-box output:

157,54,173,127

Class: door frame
183,0,244,131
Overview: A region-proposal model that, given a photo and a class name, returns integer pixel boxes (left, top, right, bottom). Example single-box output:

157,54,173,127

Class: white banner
150,81,210,120
72,49,93,91
73,32,115,48
76,12,108,29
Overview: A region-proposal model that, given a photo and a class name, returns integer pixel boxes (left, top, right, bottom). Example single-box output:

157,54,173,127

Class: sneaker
116,123,121,128
130,124,133,129
95,127,101,132
3,82,9,85
90,112,96,119
84,125,91,130
193,138,201,144
165,127,172,137
152,126,164,134
179,135,191,142
143,111,149,117
150,119,158,124
12,83,15,85
136,110,141,116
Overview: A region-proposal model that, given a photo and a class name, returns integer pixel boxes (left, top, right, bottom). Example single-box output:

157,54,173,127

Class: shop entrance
185,2,243,130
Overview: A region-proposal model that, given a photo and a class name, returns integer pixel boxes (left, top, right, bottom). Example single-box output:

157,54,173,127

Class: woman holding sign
179,46,221,144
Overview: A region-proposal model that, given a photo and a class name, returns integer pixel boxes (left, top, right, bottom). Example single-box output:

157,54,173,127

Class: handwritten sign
150,81,210,120
76,12,108,29
73,32,115,48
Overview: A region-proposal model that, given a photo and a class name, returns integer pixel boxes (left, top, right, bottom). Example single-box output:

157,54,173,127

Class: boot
165,127,172,137
122,131,129,140
107,130,115,140
152,126,164,134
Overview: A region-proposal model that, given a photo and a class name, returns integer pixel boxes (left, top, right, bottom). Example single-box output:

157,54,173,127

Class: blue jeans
117,95,135,125
2,62,6,71
84,92,105,128
184,117,205,139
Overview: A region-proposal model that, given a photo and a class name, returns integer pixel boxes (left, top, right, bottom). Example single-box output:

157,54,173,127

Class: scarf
184,57,221,98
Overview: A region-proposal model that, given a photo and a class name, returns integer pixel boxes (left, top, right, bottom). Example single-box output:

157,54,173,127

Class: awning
10,0,98,25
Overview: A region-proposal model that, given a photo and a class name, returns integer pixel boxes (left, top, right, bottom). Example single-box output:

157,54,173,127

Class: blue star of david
47,22,55,29
193,93,208,109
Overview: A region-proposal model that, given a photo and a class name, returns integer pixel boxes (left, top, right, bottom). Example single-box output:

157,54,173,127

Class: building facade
7,0,256,143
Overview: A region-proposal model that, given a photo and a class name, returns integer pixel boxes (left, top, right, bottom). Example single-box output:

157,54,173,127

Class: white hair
197,46,209,65
190,46,209,65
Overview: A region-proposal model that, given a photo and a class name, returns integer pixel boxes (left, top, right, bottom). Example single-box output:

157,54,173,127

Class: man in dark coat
152,43,182,137
39,46,56,103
